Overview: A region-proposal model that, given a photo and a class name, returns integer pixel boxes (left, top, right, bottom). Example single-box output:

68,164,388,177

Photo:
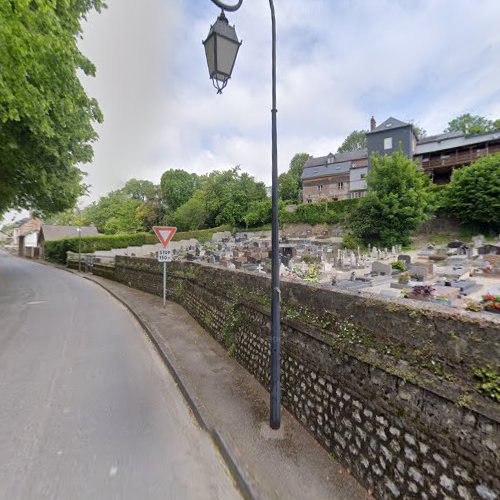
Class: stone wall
113,257,500,499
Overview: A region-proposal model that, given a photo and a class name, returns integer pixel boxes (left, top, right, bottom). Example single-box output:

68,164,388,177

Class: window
384,137,392,149
338,182,344,189
327,156,334,164
307,198,312,204
318,185,323,192
360,173,366,179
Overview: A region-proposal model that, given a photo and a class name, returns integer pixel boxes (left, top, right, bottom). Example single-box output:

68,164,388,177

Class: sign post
152,226,177,307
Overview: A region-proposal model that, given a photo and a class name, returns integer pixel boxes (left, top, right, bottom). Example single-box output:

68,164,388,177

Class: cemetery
69,229,500,316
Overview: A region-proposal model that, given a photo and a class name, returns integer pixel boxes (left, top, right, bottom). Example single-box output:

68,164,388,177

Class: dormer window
327,155,334,164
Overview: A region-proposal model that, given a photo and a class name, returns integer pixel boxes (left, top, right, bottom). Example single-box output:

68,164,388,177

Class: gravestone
409,265,428,281
472,234,485,248
372,261,392,276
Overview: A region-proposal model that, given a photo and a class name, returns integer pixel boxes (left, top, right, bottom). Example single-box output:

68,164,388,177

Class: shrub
281,199,360,225
391,260,407,272
45,233,156,264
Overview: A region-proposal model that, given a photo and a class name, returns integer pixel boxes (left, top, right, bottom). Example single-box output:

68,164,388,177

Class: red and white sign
152,226,177,248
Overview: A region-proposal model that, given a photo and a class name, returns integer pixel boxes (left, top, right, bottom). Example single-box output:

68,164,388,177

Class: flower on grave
480,294,500,312
409,285,435,300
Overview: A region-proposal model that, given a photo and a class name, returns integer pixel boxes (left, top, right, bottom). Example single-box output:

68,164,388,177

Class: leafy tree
0,0,105,217
349,151,433,247
243,199,273,228
122,179,156,202
445,114,500,135
160,169,199,211
278,172,299,202
84,191,142,234
202,167,267,227
337,130,368,154
443,154,500,230
172,191,208,231
288,153,311,189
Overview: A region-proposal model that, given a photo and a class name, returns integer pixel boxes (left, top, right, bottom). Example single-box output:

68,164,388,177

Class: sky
5,0,500,224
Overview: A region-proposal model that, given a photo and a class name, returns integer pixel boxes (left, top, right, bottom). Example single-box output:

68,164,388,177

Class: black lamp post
203,0,281,430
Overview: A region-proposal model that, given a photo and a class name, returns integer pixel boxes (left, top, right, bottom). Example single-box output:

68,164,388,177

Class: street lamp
77,226,82,272
203,0,281,430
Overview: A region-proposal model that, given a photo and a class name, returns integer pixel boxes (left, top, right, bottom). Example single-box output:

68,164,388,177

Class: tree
443,154,500,231
337,130,368,154
0,0,105,217
288,153,311,189
278,172,299,202
445,114,500,135
160,169,199,212
349,151,433,247
172,191,208,231
83,191,142,234
202,167,267,227
122,179,156,202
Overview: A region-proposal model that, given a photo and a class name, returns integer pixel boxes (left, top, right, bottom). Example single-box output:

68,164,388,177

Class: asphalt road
0,252,241,500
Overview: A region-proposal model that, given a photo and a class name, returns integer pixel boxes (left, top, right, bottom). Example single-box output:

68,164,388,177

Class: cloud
77,0,500,202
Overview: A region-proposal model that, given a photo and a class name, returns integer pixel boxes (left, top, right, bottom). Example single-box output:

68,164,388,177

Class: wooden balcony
420,142,500,172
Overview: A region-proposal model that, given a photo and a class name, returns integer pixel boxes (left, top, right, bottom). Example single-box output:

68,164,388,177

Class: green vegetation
172,225,232,243
349,151,434,247
0,0,105,217
442,153,500,231
337,130,368,153
282,199,360,225
45,233,156,264
473,367,500,403
446,113,500,135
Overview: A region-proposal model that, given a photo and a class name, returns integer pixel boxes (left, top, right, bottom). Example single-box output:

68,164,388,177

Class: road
0,252,241,500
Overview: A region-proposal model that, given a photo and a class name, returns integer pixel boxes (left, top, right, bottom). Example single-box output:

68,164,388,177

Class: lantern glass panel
204,35,216,77
215,35,240,79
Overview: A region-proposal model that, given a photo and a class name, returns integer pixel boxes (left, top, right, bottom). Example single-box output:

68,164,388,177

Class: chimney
370,116,376,131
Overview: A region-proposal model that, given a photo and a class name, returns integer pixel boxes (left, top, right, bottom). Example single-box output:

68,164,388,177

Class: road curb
82,275,255,500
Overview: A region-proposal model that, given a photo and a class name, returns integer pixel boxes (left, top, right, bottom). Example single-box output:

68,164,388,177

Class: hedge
45,233,156,264
281,199,360,225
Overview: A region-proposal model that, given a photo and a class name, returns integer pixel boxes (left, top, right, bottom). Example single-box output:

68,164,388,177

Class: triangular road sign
152,226,177,248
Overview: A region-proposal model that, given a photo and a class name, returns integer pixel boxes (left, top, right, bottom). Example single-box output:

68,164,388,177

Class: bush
45,233,157,263
443,153,500,231
281,199,360,225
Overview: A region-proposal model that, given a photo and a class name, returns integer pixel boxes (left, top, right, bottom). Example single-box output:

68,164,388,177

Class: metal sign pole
163,261,166,307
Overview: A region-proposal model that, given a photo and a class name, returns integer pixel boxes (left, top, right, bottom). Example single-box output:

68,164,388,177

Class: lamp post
203,0,281,429
77,226,82,272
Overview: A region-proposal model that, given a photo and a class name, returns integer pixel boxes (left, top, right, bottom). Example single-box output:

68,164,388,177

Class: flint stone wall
113,257,500,499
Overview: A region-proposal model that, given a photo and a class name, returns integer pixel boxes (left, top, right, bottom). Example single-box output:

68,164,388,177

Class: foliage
45,233,155,264
202,167,267,227
278,172,299,202
349,151,434,247
473,367,500,402
442,154,500,231
0,0,105,217
288,153,311,189
172,191,208,231
391,260,407,272
445,113,500,135
341,233,363,250
282,199,360,225
337,130,368,153
160,169,199,211
83,191,143,234
122,179,156,202
398,272,410,284
243,198,273,228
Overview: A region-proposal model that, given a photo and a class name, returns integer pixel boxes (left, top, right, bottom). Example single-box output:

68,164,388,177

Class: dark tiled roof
302,161,351,180
303,149,367,169
41,225,99,241
368,117,410,134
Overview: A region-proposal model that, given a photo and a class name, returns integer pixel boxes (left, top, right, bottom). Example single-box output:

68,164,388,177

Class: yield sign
152,226,177,248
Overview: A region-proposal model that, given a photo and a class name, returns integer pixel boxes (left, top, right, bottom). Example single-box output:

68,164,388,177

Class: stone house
302,115,500,203
12,217,43,257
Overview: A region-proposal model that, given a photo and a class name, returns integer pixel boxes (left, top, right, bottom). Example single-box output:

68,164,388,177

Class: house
38,225,99,259
12,217,43,257
302,116,500,203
